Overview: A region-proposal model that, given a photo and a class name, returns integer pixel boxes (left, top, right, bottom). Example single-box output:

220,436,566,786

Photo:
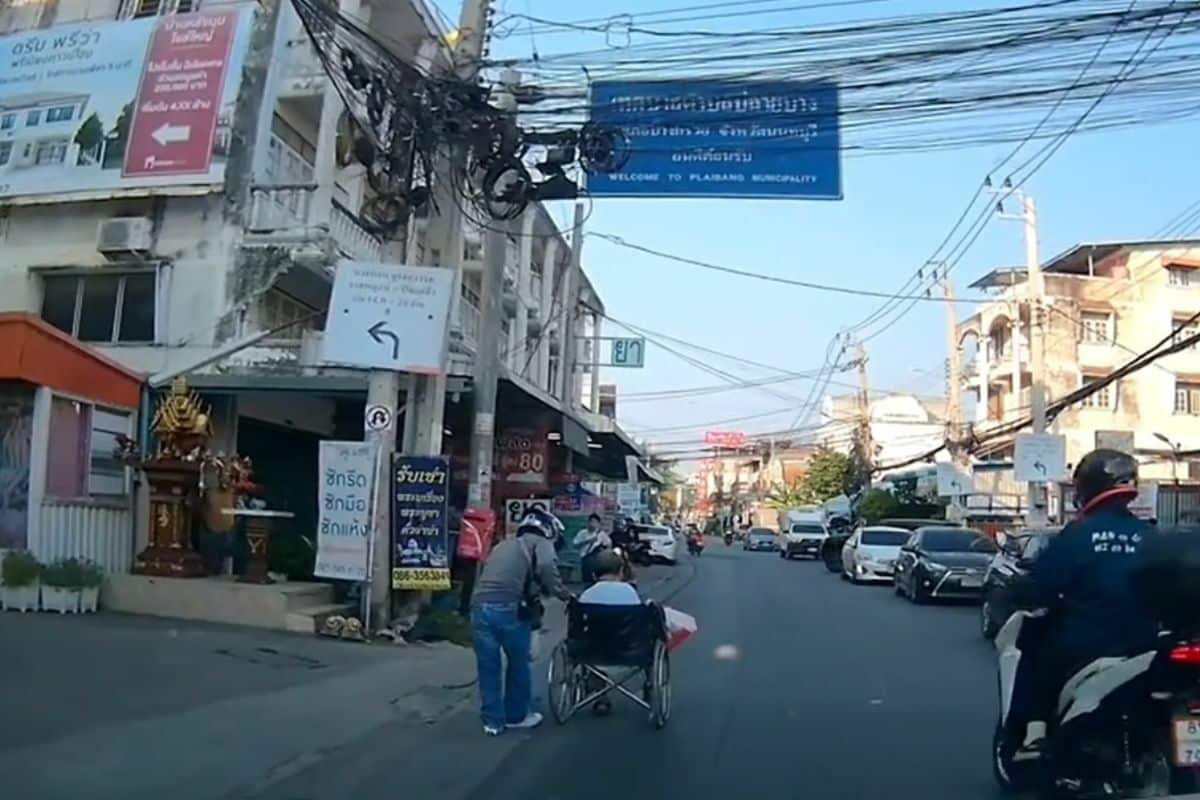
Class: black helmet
1073,448,1138,510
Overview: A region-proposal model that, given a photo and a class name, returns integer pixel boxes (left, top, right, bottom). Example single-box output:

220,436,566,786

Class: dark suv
979,528,1058,639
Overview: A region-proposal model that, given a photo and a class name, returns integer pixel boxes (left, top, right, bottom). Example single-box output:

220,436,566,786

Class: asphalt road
466,541,1004,800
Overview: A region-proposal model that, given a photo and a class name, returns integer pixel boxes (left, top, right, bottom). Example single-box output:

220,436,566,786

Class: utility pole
1021,191,1048,527
466,66,519,509
996,185,1048,527
366,0,496,630
940,266,969,521
560,201,586,411
854,338,873,488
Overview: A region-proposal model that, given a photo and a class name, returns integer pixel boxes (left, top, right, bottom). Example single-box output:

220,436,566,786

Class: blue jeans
471,601,532,729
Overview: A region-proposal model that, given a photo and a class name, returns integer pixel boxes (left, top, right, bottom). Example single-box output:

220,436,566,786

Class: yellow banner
392,567,451,590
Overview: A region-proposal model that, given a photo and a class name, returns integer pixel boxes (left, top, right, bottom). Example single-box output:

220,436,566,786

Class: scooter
994,593,1200,797
687,535,704,556
723,532,733,546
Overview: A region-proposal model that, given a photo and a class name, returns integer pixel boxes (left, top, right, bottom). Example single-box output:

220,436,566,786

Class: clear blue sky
440,0,1200,452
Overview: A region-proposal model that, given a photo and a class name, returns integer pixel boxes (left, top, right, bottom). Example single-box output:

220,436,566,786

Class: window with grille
1169,267,1193,288
1175,381,1200,415
1080,374,1116,410
1079,311,1113,344
255,288,318,334
1173,316,1200,349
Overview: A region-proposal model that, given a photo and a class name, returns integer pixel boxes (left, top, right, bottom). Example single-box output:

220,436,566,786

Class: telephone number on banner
392,568,451,590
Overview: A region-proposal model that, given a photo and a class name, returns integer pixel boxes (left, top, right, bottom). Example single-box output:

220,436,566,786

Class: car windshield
861,529,909,546
921,528,996,553
790,524,823,534
635,526,671,538
750,530,775,540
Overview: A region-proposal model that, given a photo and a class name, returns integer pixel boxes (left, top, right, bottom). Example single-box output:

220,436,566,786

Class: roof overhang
0,313,144,409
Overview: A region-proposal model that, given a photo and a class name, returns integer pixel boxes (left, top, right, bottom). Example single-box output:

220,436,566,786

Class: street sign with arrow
1014,433,1067,483
321,261,454,373
936,463,972,497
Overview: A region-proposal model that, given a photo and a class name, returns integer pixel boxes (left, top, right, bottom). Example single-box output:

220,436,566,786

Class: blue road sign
588,80,841,200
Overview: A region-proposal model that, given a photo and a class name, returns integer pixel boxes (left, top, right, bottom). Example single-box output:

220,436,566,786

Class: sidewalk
0,560,694,800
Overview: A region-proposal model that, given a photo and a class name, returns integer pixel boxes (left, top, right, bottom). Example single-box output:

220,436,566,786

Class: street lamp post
1153,432,1181,525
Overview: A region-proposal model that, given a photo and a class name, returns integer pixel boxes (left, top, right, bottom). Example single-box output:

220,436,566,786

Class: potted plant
79,560,104,613
40,558,81,614
1,550,41,612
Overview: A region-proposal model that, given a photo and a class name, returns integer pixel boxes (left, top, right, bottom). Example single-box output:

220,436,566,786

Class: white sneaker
483,724,504,736
507,712,543,730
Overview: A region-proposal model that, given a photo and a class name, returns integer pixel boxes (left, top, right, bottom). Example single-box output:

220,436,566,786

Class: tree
74,112,104,165
790,447,852,505
765,481,809,509
857,488,901,524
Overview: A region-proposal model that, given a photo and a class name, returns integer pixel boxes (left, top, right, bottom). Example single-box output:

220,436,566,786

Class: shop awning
0,313,143,409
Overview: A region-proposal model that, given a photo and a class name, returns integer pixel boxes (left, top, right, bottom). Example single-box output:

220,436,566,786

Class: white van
779,509,828,560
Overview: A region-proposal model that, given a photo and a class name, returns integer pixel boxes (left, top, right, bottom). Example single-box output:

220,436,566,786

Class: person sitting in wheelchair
578,550,641,606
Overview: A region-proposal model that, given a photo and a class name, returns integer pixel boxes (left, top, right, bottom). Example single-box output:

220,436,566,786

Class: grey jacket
472,534,569,606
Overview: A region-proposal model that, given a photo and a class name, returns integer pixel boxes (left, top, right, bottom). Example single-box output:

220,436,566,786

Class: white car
780,520,827,559
841,526,911,583
633,524,678,565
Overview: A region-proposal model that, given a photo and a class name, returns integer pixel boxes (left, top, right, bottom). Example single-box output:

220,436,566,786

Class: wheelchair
546,601,672,729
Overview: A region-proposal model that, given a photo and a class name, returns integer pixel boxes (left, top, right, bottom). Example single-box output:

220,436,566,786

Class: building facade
956,240,1200,517
0,0,635,574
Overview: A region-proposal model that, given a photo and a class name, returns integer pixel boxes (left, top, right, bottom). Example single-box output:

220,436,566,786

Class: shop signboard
495,427,548,491
0,6,253,201
588,79,841,200
313,441,377,581
391,455,451,590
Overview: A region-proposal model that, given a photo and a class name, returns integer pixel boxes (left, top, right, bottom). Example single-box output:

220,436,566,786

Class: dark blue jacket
1030,500,1159,659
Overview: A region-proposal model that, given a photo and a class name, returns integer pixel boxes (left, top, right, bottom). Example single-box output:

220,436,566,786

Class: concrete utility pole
365,0,497,629
940,267,963,457
560,201,586,411
996,186,1048,527
1021,191,1049,527
466,67,519,509
854,338,873,487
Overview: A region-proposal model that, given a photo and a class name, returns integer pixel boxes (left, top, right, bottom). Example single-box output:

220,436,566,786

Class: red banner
124,10,238,178
705,431,746,447
495,428,548,492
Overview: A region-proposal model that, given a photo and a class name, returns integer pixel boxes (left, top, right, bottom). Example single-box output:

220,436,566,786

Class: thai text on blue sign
392,455,452,590
588,80,841,200
313,441,377,582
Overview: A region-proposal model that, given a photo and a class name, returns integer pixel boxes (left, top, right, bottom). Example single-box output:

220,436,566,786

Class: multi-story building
0,0,639,579
956,239,1200,520
818,391,947,468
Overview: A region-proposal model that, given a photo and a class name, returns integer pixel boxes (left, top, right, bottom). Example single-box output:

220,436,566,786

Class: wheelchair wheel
548,642,580,724
648,641,671,729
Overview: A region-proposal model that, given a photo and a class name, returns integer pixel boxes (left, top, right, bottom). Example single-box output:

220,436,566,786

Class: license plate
1174,719,1200,765
959,576,982,588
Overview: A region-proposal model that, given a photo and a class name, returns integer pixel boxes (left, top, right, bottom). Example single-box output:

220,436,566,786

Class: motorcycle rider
573,513,611,584
1004,448,1159,758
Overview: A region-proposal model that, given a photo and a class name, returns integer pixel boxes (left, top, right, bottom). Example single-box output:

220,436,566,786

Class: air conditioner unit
97,217,153,258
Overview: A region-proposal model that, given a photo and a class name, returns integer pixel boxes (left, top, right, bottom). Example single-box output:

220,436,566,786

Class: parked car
979,528,1058,639
840,526,911,583
822,517,954,572
630,524,679,565
893,526,998,603
744,528,779,552
780,519,828,560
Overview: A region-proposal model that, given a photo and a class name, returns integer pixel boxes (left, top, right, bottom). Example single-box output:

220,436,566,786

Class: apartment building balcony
246,183,385,264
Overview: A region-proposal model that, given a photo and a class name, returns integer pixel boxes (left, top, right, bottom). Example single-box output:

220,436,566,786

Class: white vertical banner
314,441,378,581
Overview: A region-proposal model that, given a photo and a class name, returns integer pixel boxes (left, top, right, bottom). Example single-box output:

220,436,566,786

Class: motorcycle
723,532,734,546
687,535,704,556
993,543,1200,798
